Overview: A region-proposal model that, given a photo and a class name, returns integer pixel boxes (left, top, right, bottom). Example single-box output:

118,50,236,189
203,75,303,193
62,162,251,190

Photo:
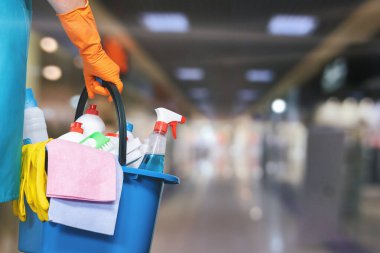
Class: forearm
47,0,86,14
49,0,123,97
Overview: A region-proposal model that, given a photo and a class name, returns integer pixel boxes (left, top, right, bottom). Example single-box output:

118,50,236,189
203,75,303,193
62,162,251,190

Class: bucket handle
74,81,127,166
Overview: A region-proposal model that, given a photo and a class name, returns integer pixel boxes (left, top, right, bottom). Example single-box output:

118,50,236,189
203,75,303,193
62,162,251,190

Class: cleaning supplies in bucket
46,139,117,202
18,83,185,253
138,108,186,173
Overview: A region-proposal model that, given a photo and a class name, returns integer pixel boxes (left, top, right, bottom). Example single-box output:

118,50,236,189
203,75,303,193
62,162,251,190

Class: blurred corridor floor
151,177,330,253
1,176,377,253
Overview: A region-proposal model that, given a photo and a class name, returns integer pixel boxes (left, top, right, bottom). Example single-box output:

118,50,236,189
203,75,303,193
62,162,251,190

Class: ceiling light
42,65,62,81
40,37,58,53
246,69,273,83
271,99,287,114
189,88,209,99
268,14,318,36
176,67,204,81
238,89,258,101
140,12,189,33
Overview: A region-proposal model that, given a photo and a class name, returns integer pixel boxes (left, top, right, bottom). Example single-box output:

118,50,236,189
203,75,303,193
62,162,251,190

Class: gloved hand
13,139,52,222
57,1,123,100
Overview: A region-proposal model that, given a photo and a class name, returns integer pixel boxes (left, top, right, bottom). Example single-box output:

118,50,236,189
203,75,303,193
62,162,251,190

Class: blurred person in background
0,0,123,204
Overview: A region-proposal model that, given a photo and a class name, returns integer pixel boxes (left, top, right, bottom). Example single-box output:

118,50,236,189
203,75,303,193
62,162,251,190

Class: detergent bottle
108,121,141,155
76,104,105,137
138,108,186,173
117,121,134,140
123,121,135,141
126,122,134,140
58,122,84,143
23,88,49,143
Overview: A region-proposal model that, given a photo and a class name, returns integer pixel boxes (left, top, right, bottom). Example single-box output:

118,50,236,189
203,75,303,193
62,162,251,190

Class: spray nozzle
154,108,186,139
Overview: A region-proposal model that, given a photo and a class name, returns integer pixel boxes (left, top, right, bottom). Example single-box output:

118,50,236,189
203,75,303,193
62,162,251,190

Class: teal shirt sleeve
0,0,32,202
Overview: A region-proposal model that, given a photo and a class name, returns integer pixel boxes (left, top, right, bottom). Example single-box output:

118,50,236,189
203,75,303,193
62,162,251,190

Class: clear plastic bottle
138,133,166,172
23,88,49,143
138,108,185,173
76,104,105,137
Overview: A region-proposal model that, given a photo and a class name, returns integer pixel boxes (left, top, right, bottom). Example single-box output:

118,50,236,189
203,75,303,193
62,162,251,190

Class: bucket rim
122,166,180,184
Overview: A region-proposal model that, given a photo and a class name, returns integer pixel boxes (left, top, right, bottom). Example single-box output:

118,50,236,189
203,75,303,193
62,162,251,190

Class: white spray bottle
138,108,186,173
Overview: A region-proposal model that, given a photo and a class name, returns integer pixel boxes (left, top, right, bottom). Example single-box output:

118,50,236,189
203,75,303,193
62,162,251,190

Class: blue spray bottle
138,108,186,173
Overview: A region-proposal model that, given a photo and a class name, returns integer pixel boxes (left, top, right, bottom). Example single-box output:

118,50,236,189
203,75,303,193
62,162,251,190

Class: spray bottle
138,108,186,173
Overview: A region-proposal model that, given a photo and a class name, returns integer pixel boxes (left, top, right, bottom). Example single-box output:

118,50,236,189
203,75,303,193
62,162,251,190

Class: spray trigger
169,122,178,139
169,116,186,139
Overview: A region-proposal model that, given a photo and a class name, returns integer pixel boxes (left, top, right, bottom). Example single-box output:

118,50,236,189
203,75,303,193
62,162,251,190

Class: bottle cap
70,122,84,134
25,88,38,108
86,104,99,115
106,132,128,141
126,122,134,132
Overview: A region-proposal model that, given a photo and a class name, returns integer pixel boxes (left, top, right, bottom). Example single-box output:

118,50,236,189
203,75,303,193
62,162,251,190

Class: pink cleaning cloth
48,158,123,235
46,139,116,202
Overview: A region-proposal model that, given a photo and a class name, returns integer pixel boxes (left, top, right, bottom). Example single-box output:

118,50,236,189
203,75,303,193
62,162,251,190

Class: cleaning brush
80,132,114,152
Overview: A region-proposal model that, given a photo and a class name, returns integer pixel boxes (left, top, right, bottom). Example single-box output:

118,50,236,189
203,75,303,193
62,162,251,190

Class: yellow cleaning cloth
13,139,52,222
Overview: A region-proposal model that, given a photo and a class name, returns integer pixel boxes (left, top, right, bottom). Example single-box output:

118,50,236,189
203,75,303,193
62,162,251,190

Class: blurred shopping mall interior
4,0,380,252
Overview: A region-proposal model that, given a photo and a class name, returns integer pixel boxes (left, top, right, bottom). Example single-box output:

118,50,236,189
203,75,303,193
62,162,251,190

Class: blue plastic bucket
18,166,179,253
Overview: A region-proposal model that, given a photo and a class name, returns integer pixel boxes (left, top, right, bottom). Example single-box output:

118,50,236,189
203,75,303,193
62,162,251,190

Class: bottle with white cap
58,122,85,143
23,88,49,144
76,104,105,137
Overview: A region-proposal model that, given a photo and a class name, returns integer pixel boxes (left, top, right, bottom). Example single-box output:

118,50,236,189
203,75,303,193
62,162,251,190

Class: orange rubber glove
57,2,123,100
